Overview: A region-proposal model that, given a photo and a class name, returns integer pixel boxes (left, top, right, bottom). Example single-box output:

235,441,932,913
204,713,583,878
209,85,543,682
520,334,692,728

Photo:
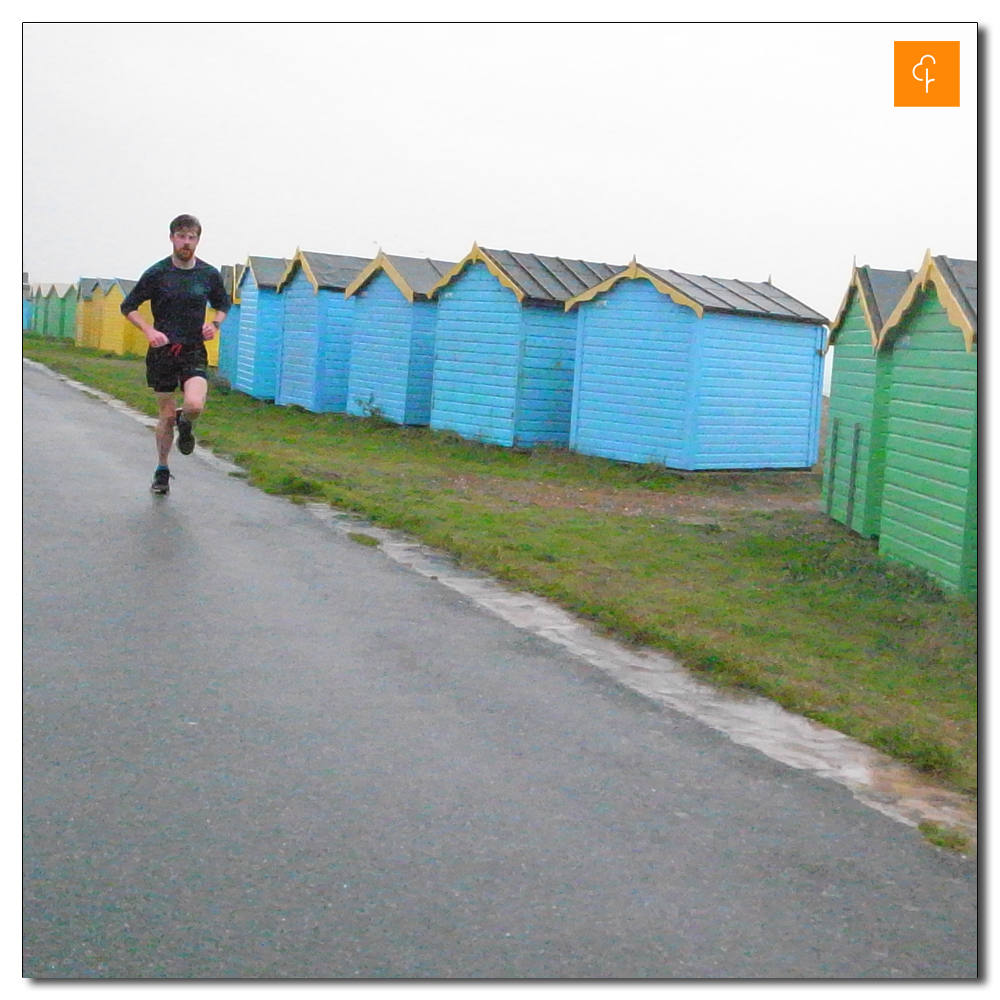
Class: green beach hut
822,263,914,537
874,252,977,597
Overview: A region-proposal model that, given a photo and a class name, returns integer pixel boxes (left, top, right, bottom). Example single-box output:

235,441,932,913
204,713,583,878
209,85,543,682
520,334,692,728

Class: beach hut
873,252,977,597
274,250,371,412
343,252,454,425
30,285,47,335
75,279,100,346
50,283,78,339
40,285,61,336
233,255,289,399
821,264,914,536
22,276,32,331
217,263,245,382
97,279,139,355
426,245,621,447
564,261,828,470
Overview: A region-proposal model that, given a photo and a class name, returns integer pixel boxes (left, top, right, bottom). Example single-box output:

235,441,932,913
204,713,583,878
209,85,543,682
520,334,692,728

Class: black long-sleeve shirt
121,257,231,348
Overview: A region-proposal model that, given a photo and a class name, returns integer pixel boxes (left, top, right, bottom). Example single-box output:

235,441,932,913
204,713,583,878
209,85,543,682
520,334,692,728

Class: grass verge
23,337,978,796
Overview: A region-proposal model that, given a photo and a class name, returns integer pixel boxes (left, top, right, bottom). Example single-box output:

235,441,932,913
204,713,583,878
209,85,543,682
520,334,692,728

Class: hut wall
23,298,32,331
819,290,900,538
98,287,129,354
202,307,220,367
514,304,578,447
430,262,522,446
570,278,823,470
692,310,824,469
59,294,78,340
276,267,323,409
86,288,105,348
31,291,44,334
42,293,60,336
877,286,978,595
217,304,242,381
234,276,284,399
570,279,696,466
347,271,436,425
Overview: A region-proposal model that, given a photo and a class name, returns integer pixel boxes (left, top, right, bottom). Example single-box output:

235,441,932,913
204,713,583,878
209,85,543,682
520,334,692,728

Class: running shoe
176,410,196,455
151,467,172,495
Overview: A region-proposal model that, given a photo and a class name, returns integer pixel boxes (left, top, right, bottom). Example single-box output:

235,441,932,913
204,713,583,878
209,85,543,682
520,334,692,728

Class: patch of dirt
441,473,824,521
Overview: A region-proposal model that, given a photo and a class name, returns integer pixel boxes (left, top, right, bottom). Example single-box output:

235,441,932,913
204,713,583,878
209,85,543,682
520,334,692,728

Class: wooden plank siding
217,304,242,382
570,278,824,470
276,268,355,413
822,295,884,536
347,270,437,425
430,262,523,446
877,286,977,594
233,274,284,400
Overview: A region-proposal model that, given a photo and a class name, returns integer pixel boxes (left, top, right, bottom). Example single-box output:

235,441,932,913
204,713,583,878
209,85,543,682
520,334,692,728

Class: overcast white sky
23,19,978,324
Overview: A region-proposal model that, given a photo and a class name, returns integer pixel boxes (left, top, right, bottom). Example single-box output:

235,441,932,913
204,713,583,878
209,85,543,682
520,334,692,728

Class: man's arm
126,309,169,348
201,310,227,342
121,269,169,347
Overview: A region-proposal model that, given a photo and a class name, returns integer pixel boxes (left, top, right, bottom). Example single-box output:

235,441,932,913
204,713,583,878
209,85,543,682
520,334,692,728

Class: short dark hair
169,214,202,236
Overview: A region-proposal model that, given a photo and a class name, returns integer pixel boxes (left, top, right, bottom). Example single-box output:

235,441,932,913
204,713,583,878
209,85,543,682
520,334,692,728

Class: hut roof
828,265,915,349
878,251,977,352
344,251,455,302
565,260,827,324
276,250,371,293
78,278,100,300
428,244,622,304
44,282,76,298
220,263,246,299
240,256,291,291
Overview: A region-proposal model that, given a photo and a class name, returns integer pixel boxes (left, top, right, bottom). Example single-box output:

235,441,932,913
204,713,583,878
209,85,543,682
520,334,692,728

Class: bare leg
180,375,208,423
154,392,178,465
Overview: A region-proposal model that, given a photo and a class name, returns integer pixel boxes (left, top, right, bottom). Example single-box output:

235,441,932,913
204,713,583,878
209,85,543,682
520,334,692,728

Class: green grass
24,337,978,795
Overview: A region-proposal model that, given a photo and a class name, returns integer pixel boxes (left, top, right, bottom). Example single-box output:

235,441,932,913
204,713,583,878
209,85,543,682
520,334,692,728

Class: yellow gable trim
878,250,975,353
344,251,416,303
276,248,318,293
827,267,880,351
425,243,526,303
563,260,704,318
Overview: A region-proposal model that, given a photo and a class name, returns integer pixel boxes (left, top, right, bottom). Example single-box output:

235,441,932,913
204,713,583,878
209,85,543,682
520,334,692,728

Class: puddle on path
27,361,976,846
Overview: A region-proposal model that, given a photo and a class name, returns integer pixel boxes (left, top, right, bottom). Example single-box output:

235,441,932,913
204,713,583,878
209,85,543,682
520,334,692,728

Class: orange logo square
894,41,960,106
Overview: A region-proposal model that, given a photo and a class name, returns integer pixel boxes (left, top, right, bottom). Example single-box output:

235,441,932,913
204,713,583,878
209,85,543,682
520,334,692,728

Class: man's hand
147,329,170,348
201,322,217,341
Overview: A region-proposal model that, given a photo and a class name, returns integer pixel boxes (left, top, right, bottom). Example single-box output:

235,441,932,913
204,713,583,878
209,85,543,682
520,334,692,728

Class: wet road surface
22,362,976,978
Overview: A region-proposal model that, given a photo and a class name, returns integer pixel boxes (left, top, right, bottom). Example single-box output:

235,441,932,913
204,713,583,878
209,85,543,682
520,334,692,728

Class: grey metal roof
245,256,290,290
935,255,977,334
300,251,371,291
97,278,117,294
78,278,99,299
858,266,914,332
482,248,622,303
116,278,137,295
383,254,455,298
644,267,828,324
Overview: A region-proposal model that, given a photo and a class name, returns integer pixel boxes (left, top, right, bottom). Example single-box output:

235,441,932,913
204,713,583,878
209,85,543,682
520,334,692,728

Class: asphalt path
22,362,977,979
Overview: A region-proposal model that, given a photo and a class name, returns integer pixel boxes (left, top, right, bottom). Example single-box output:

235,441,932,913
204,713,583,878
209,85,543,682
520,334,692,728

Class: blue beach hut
564,261,828,470
274,250,371,412
233,256,290,400
342,252,455,425
426,244,621,447
217,263,245,383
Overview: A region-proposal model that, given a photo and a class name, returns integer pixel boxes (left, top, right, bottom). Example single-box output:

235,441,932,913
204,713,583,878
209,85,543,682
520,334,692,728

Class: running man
122,214,231,494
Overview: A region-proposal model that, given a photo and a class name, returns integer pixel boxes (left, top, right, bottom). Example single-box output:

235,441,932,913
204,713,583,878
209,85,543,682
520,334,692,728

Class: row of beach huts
24,243,977,597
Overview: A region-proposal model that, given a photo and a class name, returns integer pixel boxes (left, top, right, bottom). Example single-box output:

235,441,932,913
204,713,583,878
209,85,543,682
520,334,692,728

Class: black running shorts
146,343,209,393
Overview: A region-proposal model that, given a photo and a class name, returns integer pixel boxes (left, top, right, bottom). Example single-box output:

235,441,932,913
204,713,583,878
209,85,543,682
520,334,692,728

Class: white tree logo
912,54,936,94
